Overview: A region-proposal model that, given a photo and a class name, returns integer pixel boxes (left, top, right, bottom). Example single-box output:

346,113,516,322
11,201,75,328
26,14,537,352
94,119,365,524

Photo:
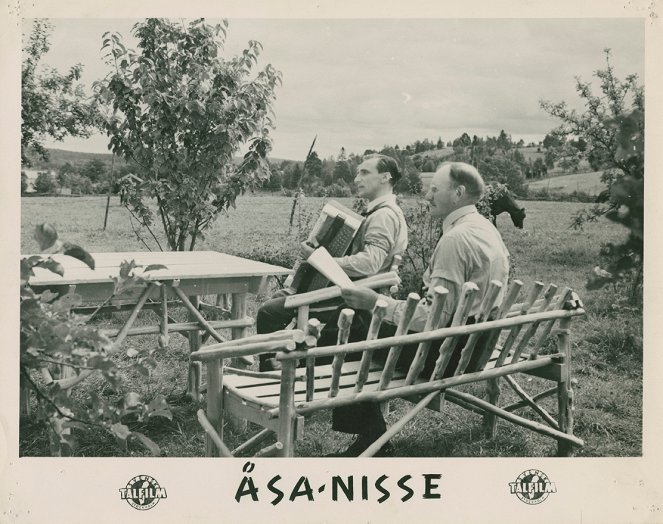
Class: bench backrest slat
378,293,421,390
329,309,355,397
528,287,573,360
454,280,504,375
405,286,449,385
354,302,388,392
472,279,523,371
430,282,479,380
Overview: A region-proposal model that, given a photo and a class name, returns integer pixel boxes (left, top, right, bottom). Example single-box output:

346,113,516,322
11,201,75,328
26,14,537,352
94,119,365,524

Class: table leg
187,294,203,401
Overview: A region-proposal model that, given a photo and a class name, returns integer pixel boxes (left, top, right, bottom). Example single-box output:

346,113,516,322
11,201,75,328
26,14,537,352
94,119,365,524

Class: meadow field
527,171,605,196
19,194,642,457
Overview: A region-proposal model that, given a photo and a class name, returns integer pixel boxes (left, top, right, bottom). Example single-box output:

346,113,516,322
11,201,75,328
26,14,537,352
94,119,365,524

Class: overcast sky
32,18,644,160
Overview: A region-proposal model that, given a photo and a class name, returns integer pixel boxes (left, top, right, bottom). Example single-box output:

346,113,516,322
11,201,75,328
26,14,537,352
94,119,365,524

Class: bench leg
228,292,248,432
557,378,575,456
483,378,500,438
556,318,576,457
277,360,298,457
205,359,223,457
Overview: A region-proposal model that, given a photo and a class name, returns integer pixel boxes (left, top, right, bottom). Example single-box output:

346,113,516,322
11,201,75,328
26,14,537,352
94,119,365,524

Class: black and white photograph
2,1,662,522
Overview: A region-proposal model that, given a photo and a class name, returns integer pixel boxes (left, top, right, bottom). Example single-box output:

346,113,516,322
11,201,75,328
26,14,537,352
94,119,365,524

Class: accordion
285,200,364,294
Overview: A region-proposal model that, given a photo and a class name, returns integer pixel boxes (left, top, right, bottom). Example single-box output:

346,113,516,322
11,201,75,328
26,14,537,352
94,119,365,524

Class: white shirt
383,205,510,331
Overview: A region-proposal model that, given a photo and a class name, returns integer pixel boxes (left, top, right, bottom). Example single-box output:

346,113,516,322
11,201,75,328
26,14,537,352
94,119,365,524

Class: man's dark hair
365,153,402,186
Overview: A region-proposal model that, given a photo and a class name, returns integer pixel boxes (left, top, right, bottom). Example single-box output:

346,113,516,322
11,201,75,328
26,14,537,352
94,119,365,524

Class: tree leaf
146,394,172,420
36,258,65,277
110,422,131,440
144,264,167,272
131,431,161,456
124,392,142,409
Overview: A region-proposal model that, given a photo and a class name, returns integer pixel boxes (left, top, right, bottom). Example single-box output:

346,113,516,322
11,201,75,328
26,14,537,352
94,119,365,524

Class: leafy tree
80,159,107,183
541,49,644,299
94,18,282,251
452,132,472,148
496,129,512,154
542,132,564,150
21,172,28,194
34,171,58,194
332,159,353,185
477,157,526,196
21,19,97,166
540,49,643,175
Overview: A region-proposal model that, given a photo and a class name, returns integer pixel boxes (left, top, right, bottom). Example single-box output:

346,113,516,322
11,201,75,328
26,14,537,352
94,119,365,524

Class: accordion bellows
286,200,364,294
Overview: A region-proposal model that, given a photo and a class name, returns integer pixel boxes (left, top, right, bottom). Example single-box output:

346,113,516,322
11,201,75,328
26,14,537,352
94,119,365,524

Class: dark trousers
256,290,348,371
331,316,485,437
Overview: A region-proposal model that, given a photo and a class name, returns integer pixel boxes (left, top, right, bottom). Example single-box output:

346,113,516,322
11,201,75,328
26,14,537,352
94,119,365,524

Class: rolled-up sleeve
334,209,398,278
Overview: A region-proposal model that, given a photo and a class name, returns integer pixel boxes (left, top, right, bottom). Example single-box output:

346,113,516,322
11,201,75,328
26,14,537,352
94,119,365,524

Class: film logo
509,469,556,505
119,475,167,510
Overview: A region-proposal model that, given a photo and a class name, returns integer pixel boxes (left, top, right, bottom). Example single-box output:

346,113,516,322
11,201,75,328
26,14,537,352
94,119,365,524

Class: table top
24,251,292,286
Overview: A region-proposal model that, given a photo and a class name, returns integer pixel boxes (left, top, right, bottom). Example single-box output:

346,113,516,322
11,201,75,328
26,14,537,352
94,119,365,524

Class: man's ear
456,185,466,199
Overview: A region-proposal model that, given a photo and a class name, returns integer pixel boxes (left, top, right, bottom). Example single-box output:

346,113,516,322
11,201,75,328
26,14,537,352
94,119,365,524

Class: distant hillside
24,148,295,172
24,148,122,171
411,147,455,163
527,171,604,195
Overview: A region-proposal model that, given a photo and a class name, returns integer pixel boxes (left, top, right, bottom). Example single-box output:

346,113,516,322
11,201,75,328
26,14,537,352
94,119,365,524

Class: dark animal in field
477,183,526,229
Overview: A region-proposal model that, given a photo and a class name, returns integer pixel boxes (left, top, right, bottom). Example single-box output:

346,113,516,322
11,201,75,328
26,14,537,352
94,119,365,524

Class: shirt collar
366,193,397,212
442,205,478,232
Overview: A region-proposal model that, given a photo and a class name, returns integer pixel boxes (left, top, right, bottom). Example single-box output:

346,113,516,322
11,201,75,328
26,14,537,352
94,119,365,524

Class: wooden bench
191,279,585,458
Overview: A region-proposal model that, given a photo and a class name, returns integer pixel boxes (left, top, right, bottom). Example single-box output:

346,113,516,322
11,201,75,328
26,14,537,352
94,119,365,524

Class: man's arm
333,209,399,278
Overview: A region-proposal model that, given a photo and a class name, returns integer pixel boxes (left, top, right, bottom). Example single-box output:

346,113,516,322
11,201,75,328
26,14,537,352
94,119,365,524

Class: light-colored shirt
334,193,408,278
383,205,510,331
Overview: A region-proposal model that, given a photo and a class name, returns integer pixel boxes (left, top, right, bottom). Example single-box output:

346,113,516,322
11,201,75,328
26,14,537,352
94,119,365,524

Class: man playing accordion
256,153,408,371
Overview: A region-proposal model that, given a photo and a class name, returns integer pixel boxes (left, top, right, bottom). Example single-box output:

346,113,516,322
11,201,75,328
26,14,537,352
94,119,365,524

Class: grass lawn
20,194,642,457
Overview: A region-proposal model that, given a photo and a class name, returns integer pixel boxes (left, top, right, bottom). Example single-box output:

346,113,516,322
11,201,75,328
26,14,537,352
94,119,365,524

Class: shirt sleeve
334,208,398,278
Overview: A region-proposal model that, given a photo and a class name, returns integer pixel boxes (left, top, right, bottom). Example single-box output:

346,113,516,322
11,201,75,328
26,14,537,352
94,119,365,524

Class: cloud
38,18,644,159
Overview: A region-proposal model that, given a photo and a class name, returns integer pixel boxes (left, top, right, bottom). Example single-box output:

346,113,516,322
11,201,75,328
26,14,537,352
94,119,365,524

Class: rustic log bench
191,279,585,458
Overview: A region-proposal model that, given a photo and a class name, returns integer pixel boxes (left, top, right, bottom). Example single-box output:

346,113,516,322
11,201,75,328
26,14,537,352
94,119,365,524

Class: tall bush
540,49,644,299
21,224,171,455
95,18,282,251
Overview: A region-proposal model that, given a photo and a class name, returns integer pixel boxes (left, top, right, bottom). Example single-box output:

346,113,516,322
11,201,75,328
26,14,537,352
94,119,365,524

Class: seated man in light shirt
256,154,408,371
325,161,510,457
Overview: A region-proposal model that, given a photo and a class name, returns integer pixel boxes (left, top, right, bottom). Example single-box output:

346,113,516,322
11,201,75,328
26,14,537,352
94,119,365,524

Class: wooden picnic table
24,250,291,398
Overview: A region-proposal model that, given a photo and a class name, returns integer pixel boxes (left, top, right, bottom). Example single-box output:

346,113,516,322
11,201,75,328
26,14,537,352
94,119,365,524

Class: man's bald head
440,162,485,203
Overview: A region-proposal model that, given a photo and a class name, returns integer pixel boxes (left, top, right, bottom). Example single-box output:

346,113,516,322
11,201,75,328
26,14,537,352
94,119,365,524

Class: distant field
528,170,604,195
20,195,641,458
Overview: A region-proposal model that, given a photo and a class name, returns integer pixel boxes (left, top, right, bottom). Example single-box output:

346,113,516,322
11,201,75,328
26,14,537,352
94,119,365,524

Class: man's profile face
426,167,458,219
354,157,388,200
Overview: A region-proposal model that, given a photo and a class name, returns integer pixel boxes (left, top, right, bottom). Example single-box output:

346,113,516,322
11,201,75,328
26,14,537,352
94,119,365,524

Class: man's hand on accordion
300,240,317,260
